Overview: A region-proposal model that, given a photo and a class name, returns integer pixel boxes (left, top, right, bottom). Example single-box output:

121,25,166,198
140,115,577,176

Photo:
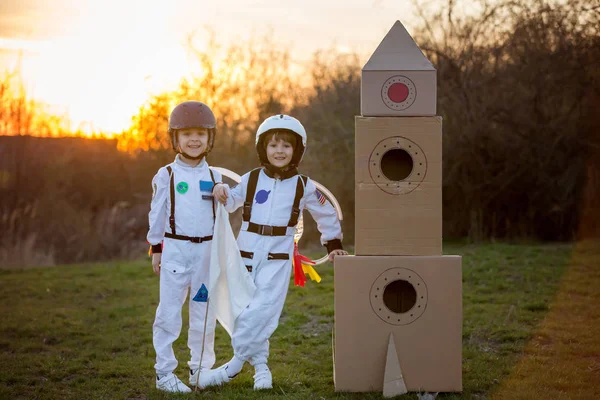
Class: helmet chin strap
264,163,298,179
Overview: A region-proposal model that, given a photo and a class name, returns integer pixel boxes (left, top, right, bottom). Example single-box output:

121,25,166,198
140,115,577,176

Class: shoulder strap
208,168,216,222
166,166,176,234
208,168,216,184
288,175,308,227
243,168,261,222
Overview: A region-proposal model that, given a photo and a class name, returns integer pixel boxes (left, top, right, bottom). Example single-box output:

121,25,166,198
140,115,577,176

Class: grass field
0,241,596,399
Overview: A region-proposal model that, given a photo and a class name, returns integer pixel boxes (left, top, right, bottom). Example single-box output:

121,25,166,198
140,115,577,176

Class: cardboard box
333,255,462,393
355,116,442,256
362,20,436,117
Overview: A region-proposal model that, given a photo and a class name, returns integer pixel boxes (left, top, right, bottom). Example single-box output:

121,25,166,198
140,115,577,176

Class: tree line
1,0,598,266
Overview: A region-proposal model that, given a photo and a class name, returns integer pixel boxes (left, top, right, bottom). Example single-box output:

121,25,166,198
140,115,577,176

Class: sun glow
3,0,196,135
1,0,419,137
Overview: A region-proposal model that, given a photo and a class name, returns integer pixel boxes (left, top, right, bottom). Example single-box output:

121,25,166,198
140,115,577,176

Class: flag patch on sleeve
315,189,326,206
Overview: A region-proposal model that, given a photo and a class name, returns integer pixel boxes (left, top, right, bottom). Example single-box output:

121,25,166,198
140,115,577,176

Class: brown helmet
168,101,216,158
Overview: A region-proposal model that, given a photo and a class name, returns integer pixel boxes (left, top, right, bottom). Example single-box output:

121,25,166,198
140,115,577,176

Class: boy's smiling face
177,128,209,159
266,136,294,168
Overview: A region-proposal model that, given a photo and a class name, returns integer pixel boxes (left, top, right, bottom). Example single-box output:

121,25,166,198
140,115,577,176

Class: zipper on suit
193,167,198,237
266,177,277,225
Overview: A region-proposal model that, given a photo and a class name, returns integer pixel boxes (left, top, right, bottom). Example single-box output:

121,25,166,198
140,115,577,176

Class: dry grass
491,240,600,399
0,202,147,268
0,232,55,268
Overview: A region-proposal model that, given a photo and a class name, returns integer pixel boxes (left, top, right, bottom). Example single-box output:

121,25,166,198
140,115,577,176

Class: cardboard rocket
334,20,463,394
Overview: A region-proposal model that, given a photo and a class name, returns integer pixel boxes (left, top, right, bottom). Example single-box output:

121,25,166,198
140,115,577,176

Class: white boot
188,368,205,388
156,372,192,393
253,364,272,390
194,365,231,388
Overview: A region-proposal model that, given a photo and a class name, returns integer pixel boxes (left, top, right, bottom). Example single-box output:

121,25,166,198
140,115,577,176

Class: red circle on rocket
387,83,409,103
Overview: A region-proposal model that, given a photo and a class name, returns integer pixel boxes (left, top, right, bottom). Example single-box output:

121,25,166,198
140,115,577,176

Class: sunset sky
0,0,427,133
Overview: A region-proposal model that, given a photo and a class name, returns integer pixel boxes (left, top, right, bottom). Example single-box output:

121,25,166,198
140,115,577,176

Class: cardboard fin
383,333,408,397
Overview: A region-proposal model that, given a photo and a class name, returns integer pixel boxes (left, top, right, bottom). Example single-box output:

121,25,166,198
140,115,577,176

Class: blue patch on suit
199,181,214,192
255,189,271,204
193,284,208,302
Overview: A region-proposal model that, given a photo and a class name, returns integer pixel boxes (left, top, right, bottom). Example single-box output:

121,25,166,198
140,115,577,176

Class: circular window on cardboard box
381,75,417,111
369,136,427,195
370,268,428,326
380,148,413,181
383,280,417,313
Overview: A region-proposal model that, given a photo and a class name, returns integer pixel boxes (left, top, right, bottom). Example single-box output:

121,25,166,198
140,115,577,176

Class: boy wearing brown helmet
147,101,222,393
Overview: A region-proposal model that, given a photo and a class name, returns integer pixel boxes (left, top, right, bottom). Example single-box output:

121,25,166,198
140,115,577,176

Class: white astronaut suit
147,154,222,376
221,166,343,366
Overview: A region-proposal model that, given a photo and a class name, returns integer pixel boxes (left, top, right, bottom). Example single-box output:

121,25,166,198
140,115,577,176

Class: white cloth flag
208,203,257,337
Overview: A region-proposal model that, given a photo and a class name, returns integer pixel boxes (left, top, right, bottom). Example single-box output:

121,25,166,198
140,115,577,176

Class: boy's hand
328,249,348,263
213,183,229,205
152,253,162,275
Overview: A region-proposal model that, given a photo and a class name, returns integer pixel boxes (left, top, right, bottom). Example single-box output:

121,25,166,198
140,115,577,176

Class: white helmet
255,114,307,169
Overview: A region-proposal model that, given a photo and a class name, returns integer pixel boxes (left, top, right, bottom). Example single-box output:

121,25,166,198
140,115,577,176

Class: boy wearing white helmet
147,101,223,393
204,114,347,390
